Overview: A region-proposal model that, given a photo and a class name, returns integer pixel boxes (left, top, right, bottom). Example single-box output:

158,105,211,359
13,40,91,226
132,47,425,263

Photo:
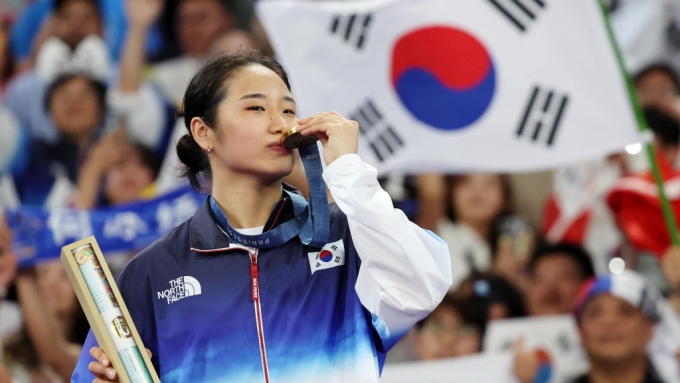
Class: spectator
76,129,161,209
2,260,89,383
4,0,166,148
2,0,167,207
644,106,680,168
574,271,665,383
426,173,534,291
634,63,680,108
412,295,482,361
525,243,595,316
515,271,668,383
9,0,164,70
454,273,526,333
6,0,105,142
149,0,235,106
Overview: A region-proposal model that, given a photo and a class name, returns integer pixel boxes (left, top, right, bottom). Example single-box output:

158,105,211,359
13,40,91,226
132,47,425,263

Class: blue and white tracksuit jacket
71,154,453,383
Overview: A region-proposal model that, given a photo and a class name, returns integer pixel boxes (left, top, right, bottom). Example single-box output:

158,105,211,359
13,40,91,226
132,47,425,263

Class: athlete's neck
211,171,283,229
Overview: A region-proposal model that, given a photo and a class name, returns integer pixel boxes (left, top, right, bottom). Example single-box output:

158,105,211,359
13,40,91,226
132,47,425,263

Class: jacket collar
189,184,300,252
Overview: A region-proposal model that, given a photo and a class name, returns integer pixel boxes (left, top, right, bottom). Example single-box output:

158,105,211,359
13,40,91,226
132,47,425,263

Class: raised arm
297,111,452,348
109,0,166,149
323,153,452,345
15,270,81,382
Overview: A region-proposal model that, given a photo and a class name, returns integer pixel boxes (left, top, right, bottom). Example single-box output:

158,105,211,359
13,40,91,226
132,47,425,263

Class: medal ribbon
209,144,329,249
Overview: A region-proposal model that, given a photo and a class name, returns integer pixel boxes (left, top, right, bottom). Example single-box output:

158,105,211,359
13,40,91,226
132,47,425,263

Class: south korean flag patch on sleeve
308,239,345,275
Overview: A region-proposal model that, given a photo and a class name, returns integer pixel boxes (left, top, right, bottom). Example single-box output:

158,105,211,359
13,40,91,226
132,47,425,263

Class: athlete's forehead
226,65,293,101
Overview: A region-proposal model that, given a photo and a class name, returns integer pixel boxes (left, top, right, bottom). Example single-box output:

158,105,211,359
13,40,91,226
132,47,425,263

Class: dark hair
44,73,107,115
54,0,101,18
634,63,680,93
177,50,291,191
528,243,595,281
446,174,513,223
456,272,526,335
133,143,162,179
415,294,471,330
644,106,680,148
445,174,515,255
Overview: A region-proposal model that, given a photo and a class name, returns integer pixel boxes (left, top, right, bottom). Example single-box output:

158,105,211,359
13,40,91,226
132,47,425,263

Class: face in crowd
579,294,654,364
178,0,234,58
414,301,481,361
52,0,103,50
451,173,507,228
48,75,105,143
104,143,157,205
526,252,588,316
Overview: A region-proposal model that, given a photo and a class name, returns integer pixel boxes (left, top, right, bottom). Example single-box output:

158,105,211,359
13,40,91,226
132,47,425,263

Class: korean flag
257,0,641,174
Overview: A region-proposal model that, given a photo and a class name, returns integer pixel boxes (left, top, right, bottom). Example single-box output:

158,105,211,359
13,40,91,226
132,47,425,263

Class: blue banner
6,187,205,267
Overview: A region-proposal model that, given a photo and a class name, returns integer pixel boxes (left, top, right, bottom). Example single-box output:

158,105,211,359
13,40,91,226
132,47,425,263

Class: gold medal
280,127,319,149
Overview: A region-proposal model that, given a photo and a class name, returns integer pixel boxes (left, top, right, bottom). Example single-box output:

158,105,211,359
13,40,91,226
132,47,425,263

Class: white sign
484,315,589,383
381,353,512,383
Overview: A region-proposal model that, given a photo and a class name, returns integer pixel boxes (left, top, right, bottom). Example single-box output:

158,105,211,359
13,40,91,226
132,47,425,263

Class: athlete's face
208,65,297,182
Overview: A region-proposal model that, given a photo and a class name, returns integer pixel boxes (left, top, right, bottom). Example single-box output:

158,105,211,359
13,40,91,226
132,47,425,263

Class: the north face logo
157,276,202,304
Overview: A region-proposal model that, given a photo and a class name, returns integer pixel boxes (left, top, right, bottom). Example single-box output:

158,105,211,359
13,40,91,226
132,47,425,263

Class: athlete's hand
89,346,152,382
297,111,359,165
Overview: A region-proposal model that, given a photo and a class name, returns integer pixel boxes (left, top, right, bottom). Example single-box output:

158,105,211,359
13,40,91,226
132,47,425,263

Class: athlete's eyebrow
240,93,266,100
239,94,296,104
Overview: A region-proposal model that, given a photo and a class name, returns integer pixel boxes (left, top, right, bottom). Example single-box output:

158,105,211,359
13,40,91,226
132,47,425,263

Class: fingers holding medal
283,111,359,166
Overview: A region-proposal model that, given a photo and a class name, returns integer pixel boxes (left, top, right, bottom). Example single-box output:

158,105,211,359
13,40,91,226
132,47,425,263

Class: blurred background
1,0,680,382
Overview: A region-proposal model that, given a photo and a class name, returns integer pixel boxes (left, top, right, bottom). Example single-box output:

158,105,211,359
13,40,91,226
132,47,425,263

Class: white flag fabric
257,0,641,174
609,0,680,74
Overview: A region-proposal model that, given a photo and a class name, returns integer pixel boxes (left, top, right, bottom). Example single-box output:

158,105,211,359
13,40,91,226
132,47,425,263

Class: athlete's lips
268,142,291,153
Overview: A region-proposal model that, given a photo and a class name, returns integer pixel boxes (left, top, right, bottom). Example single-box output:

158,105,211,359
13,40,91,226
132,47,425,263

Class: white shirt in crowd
437,219,491,291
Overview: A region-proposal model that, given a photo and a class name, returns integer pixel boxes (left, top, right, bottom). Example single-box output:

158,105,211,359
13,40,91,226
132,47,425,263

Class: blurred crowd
0,0,680,383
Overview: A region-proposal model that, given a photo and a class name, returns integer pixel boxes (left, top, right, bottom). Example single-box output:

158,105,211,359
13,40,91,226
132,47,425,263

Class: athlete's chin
254,162,295,182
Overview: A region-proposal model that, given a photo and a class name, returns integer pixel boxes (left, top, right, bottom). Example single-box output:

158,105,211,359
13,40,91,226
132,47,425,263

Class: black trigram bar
350,99,383,134
350,100,404,162
330,13,373,49
368,126,405,162
487,0,546,32
516,85,569,147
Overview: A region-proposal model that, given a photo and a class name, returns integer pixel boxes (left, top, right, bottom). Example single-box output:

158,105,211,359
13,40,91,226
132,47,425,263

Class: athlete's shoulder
118,218,192,278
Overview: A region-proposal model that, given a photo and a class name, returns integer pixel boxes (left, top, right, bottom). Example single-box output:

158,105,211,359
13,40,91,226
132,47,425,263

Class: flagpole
597,0,680,246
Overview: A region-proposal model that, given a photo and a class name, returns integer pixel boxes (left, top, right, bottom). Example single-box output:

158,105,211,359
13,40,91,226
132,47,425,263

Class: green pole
598,0,680,246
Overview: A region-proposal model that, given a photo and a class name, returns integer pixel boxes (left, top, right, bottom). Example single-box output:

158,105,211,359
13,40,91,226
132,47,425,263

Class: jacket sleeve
322,154,453,347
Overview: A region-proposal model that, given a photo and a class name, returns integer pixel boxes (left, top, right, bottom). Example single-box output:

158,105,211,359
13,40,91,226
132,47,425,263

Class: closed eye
284,109,296,115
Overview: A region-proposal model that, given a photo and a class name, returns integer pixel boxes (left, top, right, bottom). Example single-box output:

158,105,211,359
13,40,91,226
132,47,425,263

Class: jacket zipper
249,249,270,383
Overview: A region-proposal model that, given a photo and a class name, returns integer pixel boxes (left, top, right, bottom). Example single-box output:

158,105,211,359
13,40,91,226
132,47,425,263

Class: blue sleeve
9,1,51,60
71,331,99,383
101,0,164,62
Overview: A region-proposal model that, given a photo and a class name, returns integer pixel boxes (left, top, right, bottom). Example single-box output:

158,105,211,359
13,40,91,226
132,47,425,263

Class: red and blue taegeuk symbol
319,250,333,262
534,349,553,383
391,26,496,131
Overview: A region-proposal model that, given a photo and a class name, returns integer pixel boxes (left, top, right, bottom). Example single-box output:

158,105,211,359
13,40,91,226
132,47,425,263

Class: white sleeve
322,153,453,336
107,84,166,149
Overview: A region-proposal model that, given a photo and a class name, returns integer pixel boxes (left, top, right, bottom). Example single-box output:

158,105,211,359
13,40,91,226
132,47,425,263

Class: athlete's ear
190,117,213,151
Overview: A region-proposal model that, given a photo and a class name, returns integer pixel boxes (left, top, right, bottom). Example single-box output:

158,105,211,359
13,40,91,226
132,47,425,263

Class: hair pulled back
176,50,291,191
